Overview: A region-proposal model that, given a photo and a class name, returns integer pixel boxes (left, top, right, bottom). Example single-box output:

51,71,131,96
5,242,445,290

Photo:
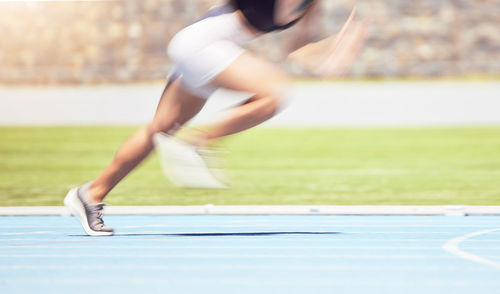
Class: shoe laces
91,203,106,226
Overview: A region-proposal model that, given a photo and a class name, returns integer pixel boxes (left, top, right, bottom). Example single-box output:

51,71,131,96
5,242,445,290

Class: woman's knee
264,95,282,114
265,81,293,111
146,120,183,137
146,123,168,137
248,93,287,118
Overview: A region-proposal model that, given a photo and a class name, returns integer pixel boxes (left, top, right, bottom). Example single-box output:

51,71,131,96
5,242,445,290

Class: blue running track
1,215,499,294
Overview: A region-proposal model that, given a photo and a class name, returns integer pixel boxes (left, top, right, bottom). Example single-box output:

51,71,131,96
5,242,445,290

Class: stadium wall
0,0,499,84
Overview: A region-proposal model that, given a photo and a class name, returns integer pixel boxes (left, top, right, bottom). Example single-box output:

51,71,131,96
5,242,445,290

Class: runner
64,0,367,236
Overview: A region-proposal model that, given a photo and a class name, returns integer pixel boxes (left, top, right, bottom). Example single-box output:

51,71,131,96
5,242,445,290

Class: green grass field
1,126,500,206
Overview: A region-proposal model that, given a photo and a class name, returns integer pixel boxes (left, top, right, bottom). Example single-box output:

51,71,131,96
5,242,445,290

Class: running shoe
153,132,227,189
64,187,114,236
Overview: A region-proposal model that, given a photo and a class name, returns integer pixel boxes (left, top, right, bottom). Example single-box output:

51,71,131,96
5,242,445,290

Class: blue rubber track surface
1,215,499,294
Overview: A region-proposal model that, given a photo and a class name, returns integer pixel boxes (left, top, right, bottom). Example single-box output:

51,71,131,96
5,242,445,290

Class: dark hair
229,0,238,10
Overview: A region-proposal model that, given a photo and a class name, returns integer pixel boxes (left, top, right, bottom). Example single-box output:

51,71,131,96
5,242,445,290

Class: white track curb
1,205,500,216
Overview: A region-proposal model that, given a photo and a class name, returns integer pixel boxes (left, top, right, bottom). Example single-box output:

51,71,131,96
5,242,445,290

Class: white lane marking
443,228,500,269
2,253,500,259
0,264,494,271
3,278,500,287
0,231,59,236
3,277,500,287
7,244,500,250
0,253,463,258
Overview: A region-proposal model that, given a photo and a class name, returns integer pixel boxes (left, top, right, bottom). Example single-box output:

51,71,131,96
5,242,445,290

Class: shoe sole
64,188,114,236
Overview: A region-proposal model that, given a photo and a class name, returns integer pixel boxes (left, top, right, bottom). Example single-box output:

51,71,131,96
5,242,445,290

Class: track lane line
443,228,500,268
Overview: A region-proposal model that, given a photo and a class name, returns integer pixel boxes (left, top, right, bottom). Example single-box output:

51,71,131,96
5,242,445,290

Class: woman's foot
64,185,114,236
153,133,227,189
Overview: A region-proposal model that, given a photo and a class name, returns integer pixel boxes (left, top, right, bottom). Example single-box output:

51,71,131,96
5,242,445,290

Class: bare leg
187,52,291,146
87,79,206,203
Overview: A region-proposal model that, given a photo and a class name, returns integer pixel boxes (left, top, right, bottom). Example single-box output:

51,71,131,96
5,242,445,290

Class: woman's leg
87,79,206,203
188,52,291,146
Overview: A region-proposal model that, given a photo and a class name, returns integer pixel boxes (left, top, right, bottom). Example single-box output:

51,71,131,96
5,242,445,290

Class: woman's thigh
211,51,291,99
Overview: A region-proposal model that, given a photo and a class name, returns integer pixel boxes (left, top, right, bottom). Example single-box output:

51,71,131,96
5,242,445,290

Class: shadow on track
71,232,340,237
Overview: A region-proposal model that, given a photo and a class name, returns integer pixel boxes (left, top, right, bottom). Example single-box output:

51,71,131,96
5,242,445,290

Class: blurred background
1,4,500,293
0,0,498,84
0,0,499,206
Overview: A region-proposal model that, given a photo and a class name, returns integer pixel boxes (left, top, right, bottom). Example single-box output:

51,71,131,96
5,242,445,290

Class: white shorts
167,5,257,99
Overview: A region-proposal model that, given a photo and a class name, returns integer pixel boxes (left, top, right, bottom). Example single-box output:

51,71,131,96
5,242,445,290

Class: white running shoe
64,187,114,236
153,133,227,189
